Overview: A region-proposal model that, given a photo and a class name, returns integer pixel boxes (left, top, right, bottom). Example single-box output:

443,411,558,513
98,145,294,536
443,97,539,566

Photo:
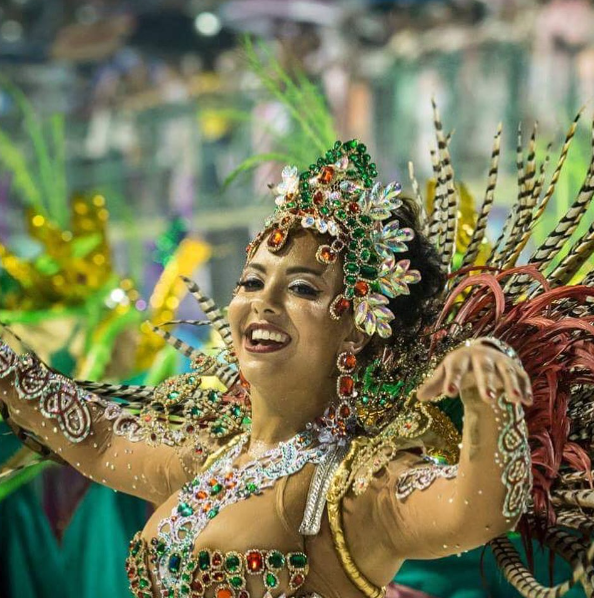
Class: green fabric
0,424,147,598
395,538,586,598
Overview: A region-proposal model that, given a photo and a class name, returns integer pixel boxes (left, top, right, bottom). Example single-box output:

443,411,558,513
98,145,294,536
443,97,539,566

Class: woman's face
227,229,359,392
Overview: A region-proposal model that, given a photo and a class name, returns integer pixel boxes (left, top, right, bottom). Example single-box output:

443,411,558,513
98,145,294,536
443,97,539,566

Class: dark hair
361,195,446,360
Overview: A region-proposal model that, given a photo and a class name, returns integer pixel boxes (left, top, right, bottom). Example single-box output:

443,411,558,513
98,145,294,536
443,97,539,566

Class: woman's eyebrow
245,263,325,277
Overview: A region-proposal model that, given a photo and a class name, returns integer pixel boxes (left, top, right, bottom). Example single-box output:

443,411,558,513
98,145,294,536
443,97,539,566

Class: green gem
368,253,379,265
231,405,242,417
211,425,224,435
301,191,311,201
139,579,149,589
360,215,372,225
167,592,175,598
346,251,357,262
285,202,296,209
361,239,372,248
348,240,359,250
363,153,371,164
361,396,370,404
347,169,357,177
301,181,310,190
156,542,166,556
208,390,218,402
265,572,279,588
334,141,342,150
319,206,330,216
344,287,355,299
210,483,223,495
300,172,309,180
207,507,219,519
353,228,365,239
379,398,387,406
198,551,210,570
182,573,191,583
360,249,371,261
345,262,359,274
230,576,243,588
309,163,317,171
332,199,342,208
360,265,378,279
325,150,334,161
336,210,347,220
317,158,325,166
246,483,258,493
345,139,358,150
364,179,372,188
190,406,202,416
225,554,241,572
267,551,285,569
168,391,179,400
289,553,308,568
345,275,357,285
131,541,141,556
357,143,367,153
181,585,190,595
369,162,377,171
177,502,194,517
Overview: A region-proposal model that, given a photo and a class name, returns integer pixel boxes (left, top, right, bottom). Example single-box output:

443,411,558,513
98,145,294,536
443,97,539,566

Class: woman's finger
494,359,523,405
442,353,469,397
471,352,495,403
417,363,446,402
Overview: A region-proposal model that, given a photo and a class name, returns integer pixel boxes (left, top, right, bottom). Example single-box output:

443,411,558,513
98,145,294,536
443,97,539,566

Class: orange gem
216,589,233,598
318,165,334,184
196,490,207,500
319,246,336,263
354,281,369,296
339,375,355,397
313,190,325,205
267,229,286,249
339,352,357,371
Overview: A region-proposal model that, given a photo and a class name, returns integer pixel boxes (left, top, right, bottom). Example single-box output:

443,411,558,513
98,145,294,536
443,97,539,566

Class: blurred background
0,1,594,597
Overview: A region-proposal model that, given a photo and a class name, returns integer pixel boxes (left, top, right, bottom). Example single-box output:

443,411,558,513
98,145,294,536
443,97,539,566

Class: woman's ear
341,322,369,356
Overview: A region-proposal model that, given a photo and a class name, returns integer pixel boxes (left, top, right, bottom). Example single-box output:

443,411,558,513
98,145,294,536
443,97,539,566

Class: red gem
333,297,351,316
191,579,204,592
212,552,223,567
246,551,264,572
339,375,355,397
318,165,335,184
213,571,225,582
354,281,369,297
267,229,286,249
339,403,352,418
347,202,360,214
339,353,357,371
313,190,325,205
238,592,250,598
202,572,211,584
291,572,306,588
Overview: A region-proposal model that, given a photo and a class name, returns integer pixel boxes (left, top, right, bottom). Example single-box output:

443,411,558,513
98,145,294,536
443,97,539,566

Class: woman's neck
247,382,332,447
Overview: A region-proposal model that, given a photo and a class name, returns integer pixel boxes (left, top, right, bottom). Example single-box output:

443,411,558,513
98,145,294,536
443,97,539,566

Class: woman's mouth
244,323,292,354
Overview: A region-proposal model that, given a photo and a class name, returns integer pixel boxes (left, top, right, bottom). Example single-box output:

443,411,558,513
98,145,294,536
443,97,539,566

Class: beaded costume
2,95,594,598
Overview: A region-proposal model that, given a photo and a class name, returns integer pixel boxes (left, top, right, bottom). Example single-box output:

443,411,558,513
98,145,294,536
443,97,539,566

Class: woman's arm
342,341,532,583
0,336,208,505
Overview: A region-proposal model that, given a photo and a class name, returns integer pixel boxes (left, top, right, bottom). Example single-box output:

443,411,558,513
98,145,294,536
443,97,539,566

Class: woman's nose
252,286,282,316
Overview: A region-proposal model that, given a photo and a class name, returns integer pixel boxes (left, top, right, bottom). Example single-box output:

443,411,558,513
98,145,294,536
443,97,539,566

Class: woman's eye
289,282,320,297
236,278,263,291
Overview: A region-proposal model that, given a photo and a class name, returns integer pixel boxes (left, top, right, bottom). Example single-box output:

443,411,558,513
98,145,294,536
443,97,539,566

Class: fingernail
512,388,521,398
487,389,496,400
448,383,457,394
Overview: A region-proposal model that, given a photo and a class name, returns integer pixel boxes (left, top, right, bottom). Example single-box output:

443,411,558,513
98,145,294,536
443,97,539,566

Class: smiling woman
2,123,594,598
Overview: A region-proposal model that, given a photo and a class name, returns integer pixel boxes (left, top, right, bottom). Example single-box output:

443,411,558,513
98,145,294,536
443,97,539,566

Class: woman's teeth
250,329,288,343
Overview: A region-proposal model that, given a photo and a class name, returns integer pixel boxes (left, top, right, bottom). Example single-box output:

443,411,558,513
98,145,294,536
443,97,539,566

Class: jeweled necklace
151,428,333,596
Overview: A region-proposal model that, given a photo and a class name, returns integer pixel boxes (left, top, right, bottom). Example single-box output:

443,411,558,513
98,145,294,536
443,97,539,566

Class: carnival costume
1,97,594,598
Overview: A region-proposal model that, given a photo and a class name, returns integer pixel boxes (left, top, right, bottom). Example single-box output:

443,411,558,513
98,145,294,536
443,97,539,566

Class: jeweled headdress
247,140,421,339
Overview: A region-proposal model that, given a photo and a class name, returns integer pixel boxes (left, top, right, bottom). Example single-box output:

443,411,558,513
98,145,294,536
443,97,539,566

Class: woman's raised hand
416,340,533,407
